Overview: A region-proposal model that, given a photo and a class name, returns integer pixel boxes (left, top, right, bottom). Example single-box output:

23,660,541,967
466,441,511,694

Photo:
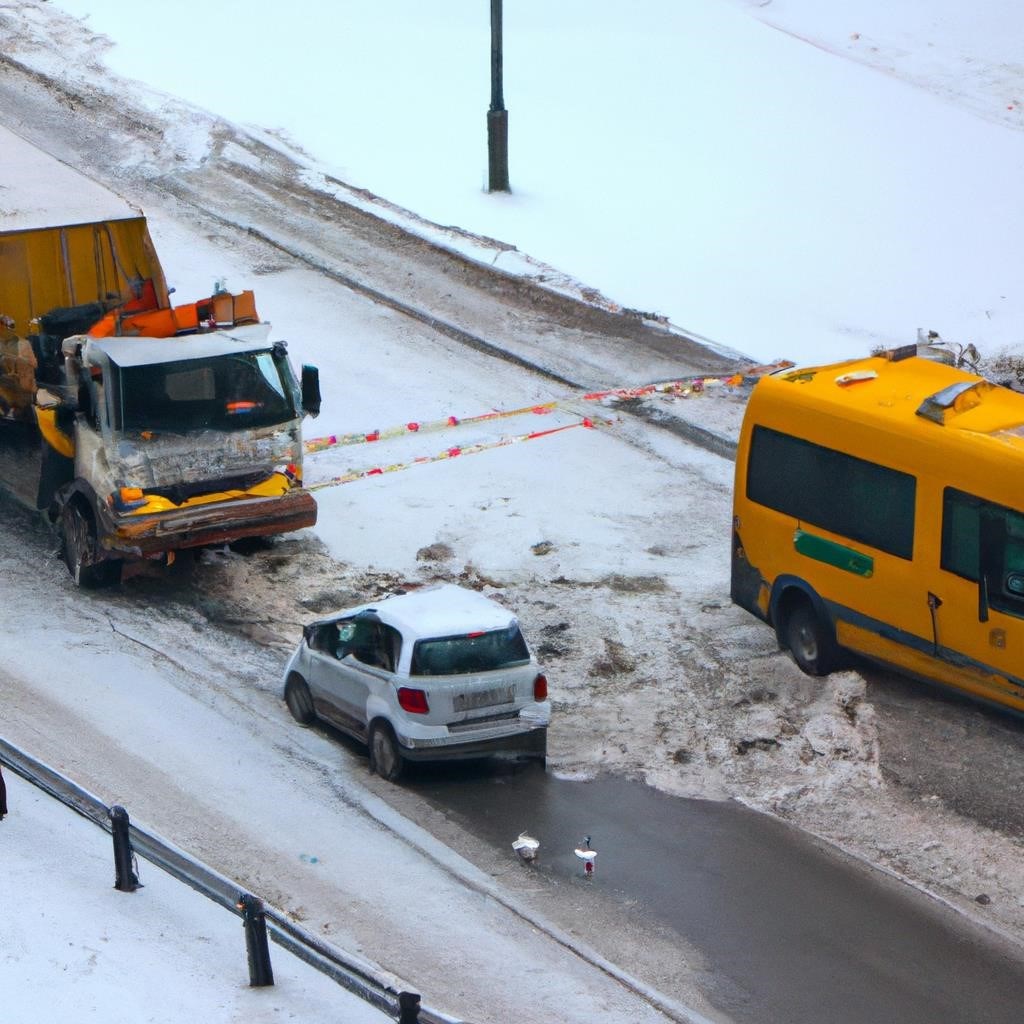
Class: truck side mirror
301,364,321,418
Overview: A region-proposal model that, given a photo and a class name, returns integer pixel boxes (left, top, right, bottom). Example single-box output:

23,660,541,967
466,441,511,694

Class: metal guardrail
0,737,463,1024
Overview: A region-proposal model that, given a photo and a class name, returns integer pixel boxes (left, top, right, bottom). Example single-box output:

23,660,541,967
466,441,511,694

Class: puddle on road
405,761,1024,1024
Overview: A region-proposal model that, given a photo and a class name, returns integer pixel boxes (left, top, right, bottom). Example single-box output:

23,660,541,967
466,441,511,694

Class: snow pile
544,584,882,805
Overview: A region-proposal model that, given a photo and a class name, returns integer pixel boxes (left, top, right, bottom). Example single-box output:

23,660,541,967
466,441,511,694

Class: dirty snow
4,1,1024,1020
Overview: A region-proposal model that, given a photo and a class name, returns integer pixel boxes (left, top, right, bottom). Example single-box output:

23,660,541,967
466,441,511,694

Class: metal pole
398,990,421,1023
487,0,510,192
237,893,275,987
109,805,140,892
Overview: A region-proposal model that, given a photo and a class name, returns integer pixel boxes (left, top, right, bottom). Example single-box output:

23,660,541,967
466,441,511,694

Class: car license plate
453,684,516,712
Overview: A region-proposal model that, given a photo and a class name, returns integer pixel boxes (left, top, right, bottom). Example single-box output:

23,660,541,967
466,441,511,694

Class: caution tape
307,417,597,492
583,376,737,401
581,362,792,401
304,400,560,454
304,362,791,458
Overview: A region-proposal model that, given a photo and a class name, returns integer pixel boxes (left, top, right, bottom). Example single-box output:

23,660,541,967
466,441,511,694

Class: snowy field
5,2,1024,1022
36,0,1024,367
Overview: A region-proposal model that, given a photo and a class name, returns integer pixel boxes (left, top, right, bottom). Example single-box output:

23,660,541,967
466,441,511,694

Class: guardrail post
237,893,274,987
109,805,139,892
398,991,421,1023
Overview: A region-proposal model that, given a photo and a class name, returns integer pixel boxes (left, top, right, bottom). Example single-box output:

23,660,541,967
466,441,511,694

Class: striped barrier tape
581,362,792,402
305,401,560,455
308,417,597,492
303,362,791,458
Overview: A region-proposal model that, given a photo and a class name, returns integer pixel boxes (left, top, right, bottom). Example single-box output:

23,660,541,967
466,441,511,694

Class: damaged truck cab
1,126,320,586
44,322,319,586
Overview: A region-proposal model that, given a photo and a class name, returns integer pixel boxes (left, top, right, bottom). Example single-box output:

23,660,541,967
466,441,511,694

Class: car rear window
410,626,530,676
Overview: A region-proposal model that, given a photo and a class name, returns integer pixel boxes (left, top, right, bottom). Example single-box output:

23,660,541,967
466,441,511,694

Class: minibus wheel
783,601,838,676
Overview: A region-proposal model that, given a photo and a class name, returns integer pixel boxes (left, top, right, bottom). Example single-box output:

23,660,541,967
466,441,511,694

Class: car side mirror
301,364,321,418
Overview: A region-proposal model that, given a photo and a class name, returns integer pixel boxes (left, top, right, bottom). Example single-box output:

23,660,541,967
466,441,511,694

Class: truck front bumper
101,487,317,557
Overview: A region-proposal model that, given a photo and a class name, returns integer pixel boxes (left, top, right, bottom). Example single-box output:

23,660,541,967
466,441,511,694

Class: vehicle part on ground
574,836,597,877
512,831,540,864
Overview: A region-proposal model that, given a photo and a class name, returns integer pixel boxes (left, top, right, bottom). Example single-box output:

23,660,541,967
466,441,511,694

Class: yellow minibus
731,349,1024,711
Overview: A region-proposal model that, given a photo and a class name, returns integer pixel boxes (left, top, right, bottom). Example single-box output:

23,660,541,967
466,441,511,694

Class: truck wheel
284,675,316,725
784,601,839,676
368,722,405,782
61,502,121,588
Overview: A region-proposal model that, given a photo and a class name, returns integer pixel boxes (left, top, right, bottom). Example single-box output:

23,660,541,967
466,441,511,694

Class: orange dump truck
0,127,320,585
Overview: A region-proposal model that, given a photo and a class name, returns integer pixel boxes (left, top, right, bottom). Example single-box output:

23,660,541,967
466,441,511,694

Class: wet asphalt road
405,765,1024,1024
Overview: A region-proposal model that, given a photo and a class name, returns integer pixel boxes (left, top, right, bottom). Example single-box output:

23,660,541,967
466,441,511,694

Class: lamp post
487,0,510,192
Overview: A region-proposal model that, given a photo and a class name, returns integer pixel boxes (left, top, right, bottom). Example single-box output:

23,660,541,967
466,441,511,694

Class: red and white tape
307,417,597,492
303,364,790,458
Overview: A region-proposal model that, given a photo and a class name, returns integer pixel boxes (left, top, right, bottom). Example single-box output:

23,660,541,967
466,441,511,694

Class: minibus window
747,426,916,559
942,488,1024,619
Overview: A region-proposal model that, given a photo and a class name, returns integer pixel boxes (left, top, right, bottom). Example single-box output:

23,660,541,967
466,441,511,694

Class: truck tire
61,502,121,588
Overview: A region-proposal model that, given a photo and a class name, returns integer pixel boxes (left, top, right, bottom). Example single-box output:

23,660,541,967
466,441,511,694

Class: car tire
369,722,404,782
784,600,839,676
62,501,121,588
284,675,316,725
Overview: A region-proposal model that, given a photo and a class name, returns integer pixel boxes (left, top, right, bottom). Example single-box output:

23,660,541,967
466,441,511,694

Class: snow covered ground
2,771,391,1024
35,0,1024,367
5,2,1024,1021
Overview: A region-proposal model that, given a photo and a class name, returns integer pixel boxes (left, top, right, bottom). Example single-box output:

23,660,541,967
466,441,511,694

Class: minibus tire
784,601,839,676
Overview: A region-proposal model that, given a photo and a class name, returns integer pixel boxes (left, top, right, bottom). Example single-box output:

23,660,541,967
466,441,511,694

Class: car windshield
410,625,530,676
114,350,296,433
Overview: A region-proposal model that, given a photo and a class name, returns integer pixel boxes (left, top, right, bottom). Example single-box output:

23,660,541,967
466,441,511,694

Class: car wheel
284,675,316,725
784,601,838,676
369,722,404,782
62,501,121,588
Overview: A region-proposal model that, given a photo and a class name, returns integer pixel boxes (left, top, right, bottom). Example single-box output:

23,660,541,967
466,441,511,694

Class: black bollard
236,893,274,987
108,805,139,892
398,990,421,1024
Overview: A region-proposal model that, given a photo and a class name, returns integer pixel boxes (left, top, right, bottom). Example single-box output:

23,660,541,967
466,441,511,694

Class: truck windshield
114,350,296,433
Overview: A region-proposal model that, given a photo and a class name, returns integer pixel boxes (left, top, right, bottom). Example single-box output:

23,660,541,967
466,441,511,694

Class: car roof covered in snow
321,584,520,641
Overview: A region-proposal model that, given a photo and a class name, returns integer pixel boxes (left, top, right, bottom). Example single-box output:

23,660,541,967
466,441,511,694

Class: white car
282,583,551,780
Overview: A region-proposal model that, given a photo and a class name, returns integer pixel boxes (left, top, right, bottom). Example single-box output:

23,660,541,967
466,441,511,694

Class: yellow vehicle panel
0,217,169,336
732,352,1024,710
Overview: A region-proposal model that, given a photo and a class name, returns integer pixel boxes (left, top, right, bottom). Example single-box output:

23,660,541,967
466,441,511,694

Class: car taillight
398,687,430,714
533,673,548,701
